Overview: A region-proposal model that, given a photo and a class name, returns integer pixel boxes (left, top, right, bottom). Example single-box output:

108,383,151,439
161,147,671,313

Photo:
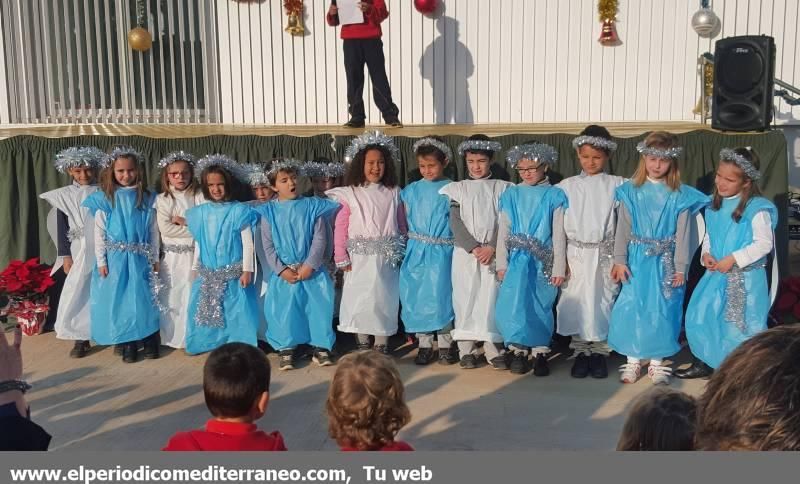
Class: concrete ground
21,333,706,451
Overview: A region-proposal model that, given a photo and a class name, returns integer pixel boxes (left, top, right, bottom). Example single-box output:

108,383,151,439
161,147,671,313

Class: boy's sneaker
373,344,391,356
459,354,478,369
490,354,509,371
279,350,295,371
69,340,90,359
619,361,642,383
648,364,672,385
509,352,531,374
589,353,608,378
571,353,590,378
312,349,334,367
532,354,550,377
438,347,459,365
414,347,435,365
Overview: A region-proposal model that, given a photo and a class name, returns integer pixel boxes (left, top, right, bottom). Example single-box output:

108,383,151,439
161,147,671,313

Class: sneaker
619,361,642,383
385,117,403,128
509,352,531,374
312,349,334,367
373,344,391,356
343,118,365,128
459,354,478,369
438,347,459,365
279,350,295,371
414,347,435,365
571,353,590,378
122,343,138,364
69,340,90,359
142,334,160,360
490,354,509,371
589,353,608,379
532,354,550,377
648,364,672,385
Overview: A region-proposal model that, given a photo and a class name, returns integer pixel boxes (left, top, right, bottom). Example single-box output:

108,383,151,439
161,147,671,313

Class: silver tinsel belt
725,259,767,332
195,262,243,328
506,233,554,279
569,238,614,270
347,235,406,268
106,239,166,313
407,231,455,247
631,235,676,299
163,243,194,254
67,227,84,242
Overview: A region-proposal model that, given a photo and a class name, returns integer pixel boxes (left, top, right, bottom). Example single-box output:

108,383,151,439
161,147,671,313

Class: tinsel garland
725,260,767,332
506,233,555,280
631,235,676,299
346,235,406,268
195,263,244,327
162,243,194,254
719,148,762,181
407,231,455,247
569,238,615,273
598,0,618,21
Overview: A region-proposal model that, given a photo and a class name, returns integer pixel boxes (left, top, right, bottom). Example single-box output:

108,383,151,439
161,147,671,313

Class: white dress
555,172,625,341
156,189,206,348
327,184,402,336
40,183,98,341
439,179,512,343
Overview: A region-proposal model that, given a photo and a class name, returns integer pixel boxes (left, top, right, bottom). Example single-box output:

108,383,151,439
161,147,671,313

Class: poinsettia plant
0,258,54,334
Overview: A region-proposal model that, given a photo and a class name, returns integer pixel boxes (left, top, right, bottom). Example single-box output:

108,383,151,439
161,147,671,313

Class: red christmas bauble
414,0,438,14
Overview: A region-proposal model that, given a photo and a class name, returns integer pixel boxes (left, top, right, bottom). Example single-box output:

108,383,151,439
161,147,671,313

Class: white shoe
619,362,641,383
648,364,672,385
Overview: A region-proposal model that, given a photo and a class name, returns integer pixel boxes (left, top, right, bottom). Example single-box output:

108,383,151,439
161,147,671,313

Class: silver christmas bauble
691,8,720,37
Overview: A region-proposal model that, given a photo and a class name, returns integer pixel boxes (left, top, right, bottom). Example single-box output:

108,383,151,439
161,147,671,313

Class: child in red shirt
326,0,401,128
163,343,287,451
326,351,414,451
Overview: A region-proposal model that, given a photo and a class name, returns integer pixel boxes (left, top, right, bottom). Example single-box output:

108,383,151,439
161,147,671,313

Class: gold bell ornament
597,0,622,46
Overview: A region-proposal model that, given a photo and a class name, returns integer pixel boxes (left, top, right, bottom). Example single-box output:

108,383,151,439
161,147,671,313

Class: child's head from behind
712,147,763,222
201,166,233,202
632,131,682,189
204,343,271,422
68,166,97,186
414,136,451,182
326,351,411,450
345,146,398,188
697,325,800,451
574,125,615,176
269,168,299,201
617,388,696,451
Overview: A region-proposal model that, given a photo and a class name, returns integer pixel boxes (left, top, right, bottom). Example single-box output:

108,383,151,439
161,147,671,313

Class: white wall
214,0,800,125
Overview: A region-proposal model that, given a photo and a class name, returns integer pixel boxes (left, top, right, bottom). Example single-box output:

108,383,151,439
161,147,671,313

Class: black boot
588,353,609,379
571,353,590,378
69,340,90,359
674,359,714,379
122,342,138,363
142,333,160,360
532,354,550,377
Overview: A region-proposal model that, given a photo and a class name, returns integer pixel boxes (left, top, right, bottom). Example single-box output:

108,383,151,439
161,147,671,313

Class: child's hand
98,266,109,278
672,272,685,287
328,4,338,15
551,276,565,287
240,271,253,287
496,269,506,281
63,256,73,274
611,264,631,284
280,268,298,283
171,216,186,226
358,1,372,13
296,264,313,281
472,246,494,265
702,253,718,271
715,255,736,274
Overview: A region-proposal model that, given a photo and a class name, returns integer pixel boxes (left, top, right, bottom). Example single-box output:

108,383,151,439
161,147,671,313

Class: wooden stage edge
0,121,750,140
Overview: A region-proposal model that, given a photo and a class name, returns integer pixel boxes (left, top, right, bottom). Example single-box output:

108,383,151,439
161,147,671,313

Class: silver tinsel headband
457,139,502,157
242,163,271,187
304,161,346,178
266,158,305,177
158,151,196,169
195,154,247,182
506,143,559,168
719,148,762,181
53,146,106,173
344,130,401,164
636,142,683,160
100,145,143,169
412,137,453,162
572,135,618,152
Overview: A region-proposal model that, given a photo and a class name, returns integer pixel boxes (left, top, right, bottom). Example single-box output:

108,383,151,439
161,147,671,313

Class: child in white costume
40,146,105,358
439,135,513,370
155,151,206,349
555,126,625,379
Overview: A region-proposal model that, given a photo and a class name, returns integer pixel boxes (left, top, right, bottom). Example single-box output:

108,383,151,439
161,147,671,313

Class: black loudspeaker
712,35,776,132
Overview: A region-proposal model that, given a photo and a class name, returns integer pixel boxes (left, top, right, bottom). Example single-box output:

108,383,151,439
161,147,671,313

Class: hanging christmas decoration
597,0,621,46
692,54,715,119
127,0,152,52
284,0,305,36
691,0,720,38
414,0,439,15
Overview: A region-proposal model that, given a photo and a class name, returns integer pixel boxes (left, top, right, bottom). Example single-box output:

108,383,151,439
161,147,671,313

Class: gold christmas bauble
127,27,152,52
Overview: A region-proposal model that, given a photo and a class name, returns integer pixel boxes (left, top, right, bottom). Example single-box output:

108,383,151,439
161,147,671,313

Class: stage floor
22,332,706,451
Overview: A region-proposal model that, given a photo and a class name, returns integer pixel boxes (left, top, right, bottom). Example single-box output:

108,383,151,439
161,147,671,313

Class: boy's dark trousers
343,38,399,123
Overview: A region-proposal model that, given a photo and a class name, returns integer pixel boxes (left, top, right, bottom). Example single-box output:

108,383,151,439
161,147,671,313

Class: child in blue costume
82,146,160,364
495,143,567,376
678,148,776,379
185,155,259,355
609,132,709,385
255,160,340,370
244,161,275,351
401,137,457,366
